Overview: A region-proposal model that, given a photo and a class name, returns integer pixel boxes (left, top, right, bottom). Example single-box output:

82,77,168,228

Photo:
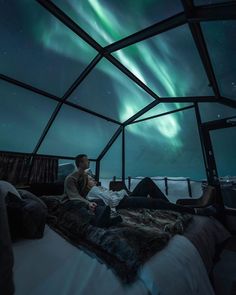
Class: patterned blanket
42,197,192,283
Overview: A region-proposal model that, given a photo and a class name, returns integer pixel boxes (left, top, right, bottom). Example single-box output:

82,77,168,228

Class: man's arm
64,176,90,206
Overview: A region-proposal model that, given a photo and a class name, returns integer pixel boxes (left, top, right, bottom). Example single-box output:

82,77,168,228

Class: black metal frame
194,103,209,181
201,115,236,183
200,115,236,208
131,105,194,125
0,150,96,161
202,115,236,131
122,126,125,182
201,115,236,187
0,0,236,183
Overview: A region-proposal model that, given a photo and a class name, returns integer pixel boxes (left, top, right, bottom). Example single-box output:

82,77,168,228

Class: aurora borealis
53,0,183,45
0,0,235,179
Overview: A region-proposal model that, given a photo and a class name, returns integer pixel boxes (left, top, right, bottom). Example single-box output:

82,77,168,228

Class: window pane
39,105,119,158
201,21,236,100
211,127,236,209
59,159,75,165
126,108,206,180
0,1,96,97
68,58,154,122
135,103,193,121
89,161,96,175
58,159,75,182
57,159,96,181
0,80,57,153
211,127,236,178
100,134,122,178
199,103,236,122
113,24,213,98
53,0,183,46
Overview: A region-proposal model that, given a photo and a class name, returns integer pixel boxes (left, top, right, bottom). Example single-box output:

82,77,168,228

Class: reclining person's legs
129,177,169,202
117,196,193,212
117,196,217,216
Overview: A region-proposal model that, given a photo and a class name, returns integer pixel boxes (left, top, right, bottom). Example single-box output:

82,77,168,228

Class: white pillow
0,181,22,200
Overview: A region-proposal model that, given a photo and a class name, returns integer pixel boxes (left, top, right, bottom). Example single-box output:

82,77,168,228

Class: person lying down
74,173,218,227
63,154,218,228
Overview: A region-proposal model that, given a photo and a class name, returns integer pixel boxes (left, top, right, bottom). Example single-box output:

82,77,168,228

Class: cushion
17,189,47,210
6,191,48,241
5,192,24,240
0,180,22,200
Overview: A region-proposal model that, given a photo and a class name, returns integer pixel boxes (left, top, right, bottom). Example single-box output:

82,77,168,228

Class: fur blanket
42,197,192,283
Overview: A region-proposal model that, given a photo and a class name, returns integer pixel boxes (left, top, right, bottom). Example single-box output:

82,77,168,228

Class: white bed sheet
13,225,215,295
139,235,215,295
12,225,148,295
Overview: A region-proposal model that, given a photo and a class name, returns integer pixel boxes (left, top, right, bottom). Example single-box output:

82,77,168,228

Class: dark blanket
42,197,192,283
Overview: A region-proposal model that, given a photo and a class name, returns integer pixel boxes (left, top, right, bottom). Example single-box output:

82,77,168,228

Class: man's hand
88,202,97,212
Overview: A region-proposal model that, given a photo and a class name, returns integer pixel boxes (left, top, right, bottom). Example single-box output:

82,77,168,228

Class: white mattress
13,225,215,295
12,225,148,295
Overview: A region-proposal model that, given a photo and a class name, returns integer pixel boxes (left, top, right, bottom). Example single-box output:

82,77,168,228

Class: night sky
0,0,235,179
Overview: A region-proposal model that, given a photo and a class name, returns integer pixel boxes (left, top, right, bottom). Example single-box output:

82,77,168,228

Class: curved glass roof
0,0,235,179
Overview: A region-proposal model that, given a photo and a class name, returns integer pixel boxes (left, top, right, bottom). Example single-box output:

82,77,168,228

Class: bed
12,216,230,295
1,188,231,295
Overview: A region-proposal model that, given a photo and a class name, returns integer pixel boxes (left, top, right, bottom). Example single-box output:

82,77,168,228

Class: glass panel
89,161,96,175
53,0,183,46
39,104,118,158
194,0,230,5
201,21,236,100
211,127,236,208
68,58,154,122
113,24,213,98
0,1,96,97
100,134,122,178
126,108,206,180
199,103,236,122
58,159,76,182
211,127,236,178
135,103,193,121
57,158,96,181
0,80,57,153
59,159,76,165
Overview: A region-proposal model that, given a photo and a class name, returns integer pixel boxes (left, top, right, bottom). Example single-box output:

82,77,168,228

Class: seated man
65,154,217,216
64,155,121,227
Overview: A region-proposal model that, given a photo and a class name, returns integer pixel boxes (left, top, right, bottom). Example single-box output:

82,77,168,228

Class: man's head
75,154,90,170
